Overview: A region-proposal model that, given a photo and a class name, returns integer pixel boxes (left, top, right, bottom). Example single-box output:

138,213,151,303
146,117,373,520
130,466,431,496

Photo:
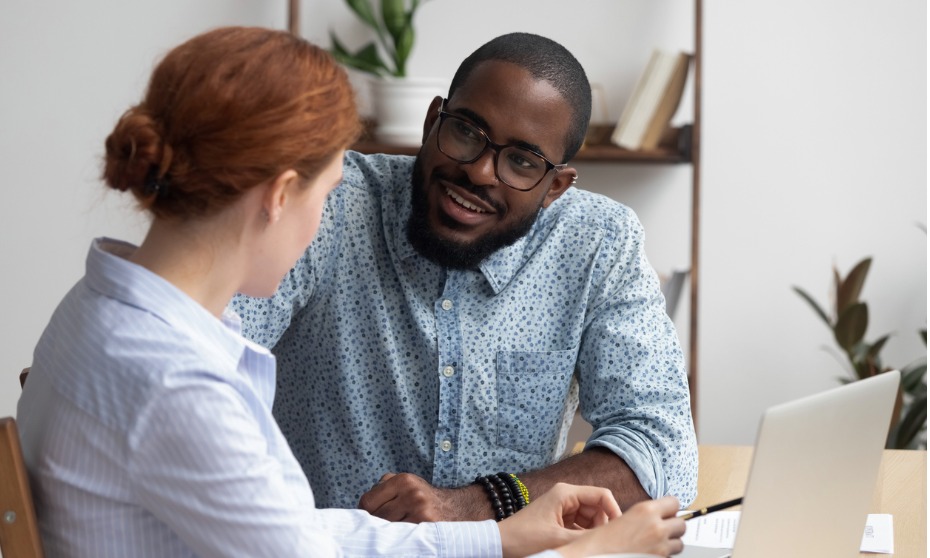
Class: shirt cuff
587,427,667,499
434,519,501,558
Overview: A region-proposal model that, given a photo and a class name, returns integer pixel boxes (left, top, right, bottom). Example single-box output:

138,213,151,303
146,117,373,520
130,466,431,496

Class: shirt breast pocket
496,349,577,455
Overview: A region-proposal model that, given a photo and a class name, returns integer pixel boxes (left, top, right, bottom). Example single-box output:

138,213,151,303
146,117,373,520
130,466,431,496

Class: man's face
407,60,577,270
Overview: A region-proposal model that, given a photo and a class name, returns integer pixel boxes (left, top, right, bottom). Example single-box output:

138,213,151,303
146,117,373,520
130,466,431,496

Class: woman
16,26,685,558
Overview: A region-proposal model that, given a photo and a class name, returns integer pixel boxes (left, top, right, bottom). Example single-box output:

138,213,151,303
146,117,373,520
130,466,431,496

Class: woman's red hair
103,26,361,219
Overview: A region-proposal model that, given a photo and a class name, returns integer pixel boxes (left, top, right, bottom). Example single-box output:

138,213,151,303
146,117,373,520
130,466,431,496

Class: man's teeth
446,188,486,213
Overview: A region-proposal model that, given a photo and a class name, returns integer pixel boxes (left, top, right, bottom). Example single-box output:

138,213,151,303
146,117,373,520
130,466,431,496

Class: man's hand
358,472,492,522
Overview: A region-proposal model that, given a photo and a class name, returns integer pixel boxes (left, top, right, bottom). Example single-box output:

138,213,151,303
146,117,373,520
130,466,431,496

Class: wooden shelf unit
690,0,703,422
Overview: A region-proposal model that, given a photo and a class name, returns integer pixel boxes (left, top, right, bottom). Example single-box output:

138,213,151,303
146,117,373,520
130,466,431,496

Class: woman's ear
263,169,300,223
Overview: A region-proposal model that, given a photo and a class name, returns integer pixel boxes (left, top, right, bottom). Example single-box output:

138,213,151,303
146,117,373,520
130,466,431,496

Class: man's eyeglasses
435,100,566,191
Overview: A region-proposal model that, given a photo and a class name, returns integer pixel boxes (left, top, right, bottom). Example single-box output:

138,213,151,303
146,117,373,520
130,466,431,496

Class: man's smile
445,188,487,213
434,179,500,228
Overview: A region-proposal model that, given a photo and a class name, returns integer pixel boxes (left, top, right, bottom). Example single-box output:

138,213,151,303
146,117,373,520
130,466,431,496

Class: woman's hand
497,482,622,558
556,496,686,558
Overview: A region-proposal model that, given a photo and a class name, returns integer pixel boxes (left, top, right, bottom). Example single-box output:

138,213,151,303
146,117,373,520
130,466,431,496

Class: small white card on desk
860,514,894,554
680,512,894,554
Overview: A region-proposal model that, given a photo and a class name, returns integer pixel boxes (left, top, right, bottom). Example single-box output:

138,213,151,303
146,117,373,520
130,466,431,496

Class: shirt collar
475,235,531,294
84,238,268,372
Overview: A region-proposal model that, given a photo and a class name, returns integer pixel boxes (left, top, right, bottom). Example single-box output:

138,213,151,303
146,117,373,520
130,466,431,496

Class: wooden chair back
0,417,45,558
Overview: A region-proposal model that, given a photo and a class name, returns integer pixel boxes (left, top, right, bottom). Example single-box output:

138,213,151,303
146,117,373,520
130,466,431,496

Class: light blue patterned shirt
234,151,698,510
17,238,503,558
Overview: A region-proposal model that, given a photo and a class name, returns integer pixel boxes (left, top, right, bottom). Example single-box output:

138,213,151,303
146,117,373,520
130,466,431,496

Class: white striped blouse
17,238,513,558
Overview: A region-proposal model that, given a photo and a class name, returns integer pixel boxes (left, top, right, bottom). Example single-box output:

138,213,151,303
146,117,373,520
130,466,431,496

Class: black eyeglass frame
435,99,567,192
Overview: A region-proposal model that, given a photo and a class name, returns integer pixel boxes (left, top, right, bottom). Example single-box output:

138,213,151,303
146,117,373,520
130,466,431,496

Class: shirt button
442,366,455,377
441,299,453,311
440,440,452,452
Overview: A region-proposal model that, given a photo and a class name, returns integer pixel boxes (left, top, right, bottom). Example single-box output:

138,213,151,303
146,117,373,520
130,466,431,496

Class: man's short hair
448,32,592,163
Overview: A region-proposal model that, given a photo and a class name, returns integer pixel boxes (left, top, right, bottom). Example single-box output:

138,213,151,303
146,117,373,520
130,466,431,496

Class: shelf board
573,144,688,163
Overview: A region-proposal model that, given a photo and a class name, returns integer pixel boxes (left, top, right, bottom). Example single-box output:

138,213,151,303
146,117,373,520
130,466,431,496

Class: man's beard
406,157,540,270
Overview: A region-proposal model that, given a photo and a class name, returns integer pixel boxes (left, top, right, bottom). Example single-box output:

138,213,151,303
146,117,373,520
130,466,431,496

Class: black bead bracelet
474,472,531,520
474,475,506,521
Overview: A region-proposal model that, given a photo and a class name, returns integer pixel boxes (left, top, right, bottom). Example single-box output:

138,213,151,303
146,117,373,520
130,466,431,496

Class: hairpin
143,166,168,196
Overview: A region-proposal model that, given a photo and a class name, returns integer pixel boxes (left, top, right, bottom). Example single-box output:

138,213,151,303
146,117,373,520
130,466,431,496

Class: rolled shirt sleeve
576,207,697,505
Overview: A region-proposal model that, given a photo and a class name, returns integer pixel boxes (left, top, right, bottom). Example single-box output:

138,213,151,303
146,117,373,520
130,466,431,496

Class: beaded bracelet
490,473,516,518
497,472,523,511
500,472,530,509
475,473,532,519
474,475,505,521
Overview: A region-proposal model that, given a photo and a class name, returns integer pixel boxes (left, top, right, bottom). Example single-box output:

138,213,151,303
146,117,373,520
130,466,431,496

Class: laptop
680,369,900,558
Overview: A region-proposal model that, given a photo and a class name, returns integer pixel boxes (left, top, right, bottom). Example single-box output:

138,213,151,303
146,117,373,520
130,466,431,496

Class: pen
678,497,743,520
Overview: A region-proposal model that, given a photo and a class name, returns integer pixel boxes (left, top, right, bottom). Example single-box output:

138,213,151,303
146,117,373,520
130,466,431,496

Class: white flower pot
370,77,447,146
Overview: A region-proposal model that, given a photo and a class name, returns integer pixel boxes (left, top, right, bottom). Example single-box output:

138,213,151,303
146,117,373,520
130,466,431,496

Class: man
233,32,697,522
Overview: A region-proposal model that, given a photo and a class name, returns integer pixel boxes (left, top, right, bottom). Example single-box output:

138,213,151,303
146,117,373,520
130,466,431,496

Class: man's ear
541,167,578,208
263,169,300,223
421,96,444,144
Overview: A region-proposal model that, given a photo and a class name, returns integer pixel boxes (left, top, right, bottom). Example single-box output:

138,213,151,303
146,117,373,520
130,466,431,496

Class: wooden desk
692,445,927,558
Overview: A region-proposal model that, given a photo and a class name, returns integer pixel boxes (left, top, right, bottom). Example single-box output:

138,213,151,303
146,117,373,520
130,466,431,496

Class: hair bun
102,108,166,200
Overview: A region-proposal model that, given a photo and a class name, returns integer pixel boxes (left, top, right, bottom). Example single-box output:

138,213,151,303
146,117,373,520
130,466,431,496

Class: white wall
699,0,926,443
0,0,287,415
1,1,925,447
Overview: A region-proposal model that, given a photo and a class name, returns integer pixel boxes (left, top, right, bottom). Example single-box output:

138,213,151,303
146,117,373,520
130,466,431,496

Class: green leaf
832,268,842,314
837,258,871,313
329,32,352,57
381,0,407,41
850,356,878,380
345,0,380,30
850,340,885,380
329,34,389,75
380,0,417,77
334,0,423,78
900,359,927,392
865,334,890,362
834,302,868,352
351,42,387,67
392,25,414,76
792,286,831,327
891,395,927,449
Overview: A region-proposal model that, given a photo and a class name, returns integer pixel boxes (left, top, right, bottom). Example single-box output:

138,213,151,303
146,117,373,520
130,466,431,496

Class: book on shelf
660,268,690,320
611,49,692,151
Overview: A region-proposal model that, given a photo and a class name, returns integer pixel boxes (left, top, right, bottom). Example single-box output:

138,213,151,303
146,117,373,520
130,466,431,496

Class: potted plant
793,257,927,449
329,0,445,145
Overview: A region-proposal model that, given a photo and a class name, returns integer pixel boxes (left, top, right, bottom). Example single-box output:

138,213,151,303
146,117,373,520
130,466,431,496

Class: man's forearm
360,448,650,522
514,446,649,512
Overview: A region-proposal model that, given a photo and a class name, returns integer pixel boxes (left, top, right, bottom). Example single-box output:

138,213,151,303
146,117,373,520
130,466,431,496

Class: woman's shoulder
33,281,227,418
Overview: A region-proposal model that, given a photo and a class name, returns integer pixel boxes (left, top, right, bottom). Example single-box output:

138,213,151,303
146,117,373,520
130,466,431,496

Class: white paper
680,512,893,554
680,511,740,548
860,514,894,554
